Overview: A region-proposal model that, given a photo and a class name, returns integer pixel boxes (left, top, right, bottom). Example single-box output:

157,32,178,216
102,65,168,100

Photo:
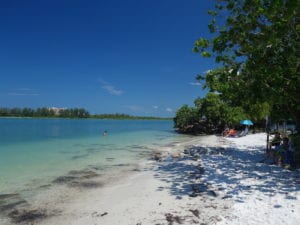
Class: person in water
103,130,107,136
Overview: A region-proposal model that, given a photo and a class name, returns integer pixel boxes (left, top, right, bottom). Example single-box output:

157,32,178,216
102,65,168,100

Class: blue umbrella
240,119,253,126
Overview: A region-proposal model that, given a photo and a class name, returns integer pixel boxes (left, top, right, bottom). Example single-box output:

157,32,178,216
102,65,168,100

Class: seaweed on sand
0,194,28,212
165,213,183,225
8,209,47,223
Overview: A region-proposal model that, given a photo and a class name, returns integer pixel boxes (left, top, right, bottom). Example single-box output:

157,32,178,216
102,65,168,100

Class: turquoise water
0,118,182,195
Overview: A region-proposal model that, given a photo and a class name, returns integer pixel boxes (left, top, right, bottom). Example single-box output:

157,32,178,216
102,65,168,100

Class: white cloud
101,85,123,96
7,88,40,96
166,107,173,113
189,82,201,86
99,79,124,96
125,105,143,112
8,93,39,96
18,88,32,91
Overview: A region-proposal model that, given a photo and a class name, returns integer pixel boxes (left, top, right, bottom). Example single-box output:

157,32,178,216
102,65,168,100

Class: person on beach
223,127,237,137
228,129,237,137
271,132,282,147
222,127,230,137
269,132,282,161
273,136,295,167
238,126,249,137
281,137,295,168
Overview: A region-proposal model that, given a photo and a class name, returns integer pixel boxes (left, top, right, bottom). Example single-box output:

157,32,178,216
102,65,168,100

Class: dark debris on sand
52,169,103,189
0,193,28,213
70,181,104,188
149,143,233,225
8,209,47,224
165,213,184,225
189,209,200,218
183,146,225,159
150,152,164,162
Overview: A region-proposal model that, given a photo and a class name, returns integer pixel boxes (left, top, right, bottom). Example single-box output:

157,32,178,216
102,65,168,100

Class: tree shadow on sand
153,144,300,202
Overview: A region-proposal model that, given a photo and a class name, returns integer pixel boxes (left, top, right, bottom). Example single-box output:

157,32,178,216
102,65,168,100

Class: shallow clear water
0,118,182,195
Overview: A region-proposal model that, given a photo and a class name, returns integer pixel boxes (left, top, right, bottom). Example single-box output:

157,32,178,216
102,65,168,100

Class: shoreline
37,135,231,225
1,133,299,225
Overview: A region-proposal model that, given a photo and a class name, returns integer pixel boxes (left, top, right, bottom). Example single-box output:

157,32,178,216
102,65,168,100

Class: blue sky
0,0,217,117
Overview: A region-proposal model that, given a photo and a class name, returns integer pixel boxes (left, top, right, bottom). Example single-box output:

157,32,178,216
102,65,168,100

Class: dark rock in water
8,209,47,223
52,176,77,184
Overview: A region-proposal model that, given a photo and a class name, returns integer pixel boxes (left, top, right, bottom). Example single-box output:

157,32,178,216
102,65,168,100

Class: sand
2,133,299,225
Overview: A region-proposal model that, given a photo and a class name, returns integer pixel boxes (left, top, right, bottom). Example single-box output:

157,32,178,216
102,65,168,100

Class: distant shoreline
0,107,172,120
0,115,172,121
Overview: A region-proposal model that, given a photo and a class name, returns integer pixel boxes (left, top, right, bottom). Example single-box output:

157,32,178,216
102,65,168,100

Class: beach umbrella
240,119,253,126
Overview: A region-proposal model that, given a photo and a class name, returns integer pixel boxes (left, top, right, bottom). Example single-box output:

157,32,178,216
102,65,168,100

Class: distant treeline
0,107,90,118
90,113,171,120
0,108,170,120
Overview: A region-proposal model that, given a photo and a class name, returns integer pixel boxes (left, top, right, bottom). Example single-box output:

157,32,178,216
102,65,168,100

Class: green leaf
195,38,209,48
201,51,211,57
192,47,199,53
208,10,217,16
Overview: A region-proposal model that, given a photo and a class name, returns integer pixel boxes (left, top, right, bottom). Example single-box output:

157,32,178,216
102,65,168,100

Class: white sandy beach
2,133,299,225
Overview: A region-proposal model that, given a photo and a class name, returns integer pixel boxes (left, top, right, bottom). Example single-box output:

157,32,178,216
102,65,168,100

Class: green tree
174,105,198,130
174,93,247,133
0,108,9,116
10,108,22,116
194,0,300,128
78,108,89,118
195,93,246,127
22,108,34,117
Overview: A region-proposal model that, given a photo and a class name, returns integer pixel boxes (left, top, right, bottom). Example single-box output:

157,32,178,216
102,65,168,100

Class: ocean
0,118,191,201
